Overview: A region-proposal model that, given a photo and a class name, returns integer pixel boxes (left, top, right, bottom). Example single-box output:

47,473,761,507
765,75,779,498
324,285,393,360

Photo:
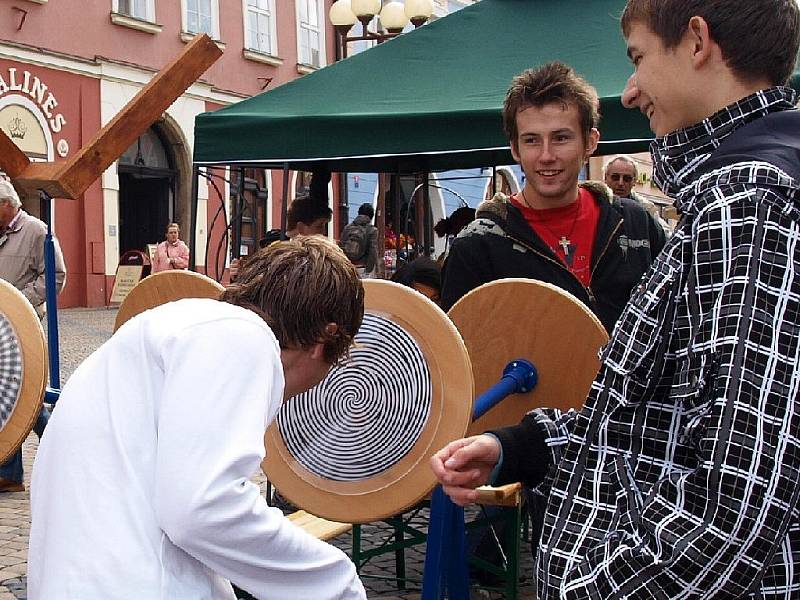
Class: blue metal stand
40,190,61,403
421,359,537,599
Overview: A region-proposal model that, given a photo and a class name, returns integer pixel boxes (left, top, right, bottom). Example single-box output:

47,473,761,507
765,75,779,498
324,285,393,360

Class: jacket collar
476,181,620,252
651,87,798,205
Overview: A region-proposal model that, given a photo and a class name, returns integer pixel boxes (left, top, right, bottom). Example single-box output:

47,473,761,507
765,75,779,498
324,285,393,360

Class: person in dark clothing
440,64,665,335
433,0,800,597
340,203,379,277
439,61,665,585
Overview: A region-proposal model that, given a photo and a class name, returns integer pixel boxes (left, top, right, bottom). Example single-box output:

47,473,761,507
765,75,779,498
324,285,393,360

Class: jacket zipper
587,219,624,302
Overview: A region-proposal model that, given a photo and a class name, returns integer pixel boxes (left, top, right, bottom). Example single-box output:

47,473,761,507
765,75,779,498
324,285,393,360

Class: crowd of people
2,0,799,597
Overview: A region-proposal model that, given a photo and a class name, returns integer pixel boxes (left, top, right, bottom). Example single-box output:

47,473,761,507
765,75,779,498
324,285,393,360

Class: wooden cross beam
0,34,222,199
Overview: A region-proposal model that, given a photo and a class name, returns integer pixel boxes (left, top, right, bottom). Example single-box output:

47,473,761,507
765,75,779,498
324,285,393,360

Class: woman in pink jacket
152,223,189,273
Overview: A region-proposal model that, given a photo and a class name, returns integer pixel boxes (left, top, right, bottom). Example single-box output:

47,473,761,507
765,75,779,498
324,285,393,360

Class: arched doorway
117,126,177,256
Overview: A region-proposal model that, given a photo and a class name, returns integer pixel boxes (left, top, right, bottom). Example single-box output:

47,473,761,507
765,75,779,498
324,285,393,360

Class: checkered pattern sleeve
562,188,800,598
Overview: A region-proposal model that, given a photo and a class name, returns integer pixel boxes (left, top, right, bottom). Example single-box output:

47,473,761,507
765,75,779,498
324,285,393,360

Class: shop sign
0,67,67,133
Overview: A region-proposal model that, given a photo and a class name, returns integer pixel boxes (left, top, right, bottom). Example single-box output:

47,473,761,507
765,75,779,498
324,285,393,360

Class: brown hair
166,222,180,233
621,0,800,86
220,235,364,364
502,62,600,146
286,193,333,230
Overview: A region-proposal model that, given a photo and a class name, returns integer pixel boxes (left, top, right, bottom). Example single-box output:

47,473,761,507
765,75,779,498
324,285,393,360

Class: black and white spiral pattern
0,314,22,430
278,313,432,481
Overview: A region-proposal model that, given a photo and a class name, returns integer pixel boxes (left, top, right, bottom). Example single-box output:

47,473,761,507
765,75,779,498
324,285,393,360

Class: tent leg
190,165,199,271
423,172,432,257
280,163,290,237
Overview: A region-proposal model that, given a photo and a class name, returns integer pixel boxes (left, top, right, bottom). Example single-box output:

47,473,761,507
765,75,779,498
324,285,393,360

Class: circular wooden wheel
448,278,608,436
0,279,47,463
263,279,474,524
113,270,225,332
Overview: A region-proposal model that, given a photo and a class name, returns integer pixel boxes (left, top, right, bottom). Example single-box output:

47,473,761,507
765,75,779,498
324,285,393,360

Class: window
296,0,325,68
244,0,277,56
118,0,148,19
112,0,161,32
184,0,219,38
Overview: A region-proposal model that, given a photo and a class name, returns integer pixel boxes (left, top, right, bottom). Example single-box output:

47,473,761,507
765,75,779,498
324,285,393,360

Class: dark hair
259,229,287,248
621,0,800,86
503,62,600,146
220,236,364,364
357,203,375,219
391,257,441,293
434,206,475,238
287,193,333,230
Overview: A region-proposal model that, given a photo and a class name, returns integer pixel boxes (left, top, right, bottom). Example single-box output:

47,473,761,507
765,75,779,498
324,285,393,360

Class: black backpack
340,222,369,262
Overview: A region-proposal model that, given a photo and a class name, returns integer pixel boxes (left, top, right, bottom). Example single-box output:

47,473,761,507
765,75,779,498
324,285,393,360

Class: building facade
0,0,336,307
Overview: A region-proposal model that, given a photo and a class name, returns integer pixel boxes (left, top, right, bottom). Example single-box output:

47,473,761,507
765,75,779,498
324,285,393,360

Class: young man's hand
430,435,501,506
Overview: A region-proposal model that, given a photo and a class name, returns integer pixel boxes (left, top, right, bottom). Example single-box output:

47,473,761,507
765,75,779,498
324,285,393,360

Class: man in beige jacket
0,178,66,492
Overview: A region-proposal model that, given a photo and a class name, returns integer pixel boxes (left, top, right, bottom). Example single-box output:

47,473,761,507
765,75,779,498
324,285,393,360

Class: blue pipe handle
471,359,537,420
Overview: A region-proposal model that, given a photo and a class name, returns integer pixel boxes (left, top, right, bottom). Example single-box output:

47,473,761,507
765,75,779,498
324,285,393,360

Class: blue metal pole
41,190,61,401
472,359,537,420
421,359,538,599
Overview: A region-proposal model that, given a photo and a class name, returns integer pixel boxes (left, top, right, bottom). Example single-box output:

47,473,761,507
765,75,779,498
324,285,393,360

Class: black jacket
441,181,666,334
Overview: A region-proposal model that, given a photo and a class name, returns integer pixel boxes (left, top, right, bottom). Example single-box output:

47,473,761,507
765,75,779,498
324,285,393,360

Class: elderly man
603,154,638,199
605,154,671,232
0,178,66,492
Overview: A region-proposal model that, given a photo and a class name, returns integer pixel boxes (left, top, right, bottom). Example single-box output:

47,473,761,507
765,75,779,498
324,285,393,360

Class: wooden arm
473,482,522,507
5,34,222,200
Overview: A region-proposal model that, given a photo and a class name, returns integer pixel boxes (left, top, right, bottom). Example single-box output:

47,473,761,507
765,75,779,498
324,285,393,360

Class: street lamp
329,0,434,57
328,0,434,271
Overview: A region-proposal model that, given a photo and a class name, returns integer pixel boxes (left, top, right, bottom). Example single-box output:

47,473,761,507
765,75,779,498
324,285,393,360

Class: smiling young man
432,0,800,597
440,62,665,335
28,236,367,600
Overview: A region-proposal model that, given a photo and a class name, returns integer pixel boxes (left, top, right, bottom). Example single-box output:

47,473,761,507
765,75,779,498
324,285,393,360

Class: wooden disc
113,270,225,332
263,279,474,524
0,279,46,463
448,278,608,436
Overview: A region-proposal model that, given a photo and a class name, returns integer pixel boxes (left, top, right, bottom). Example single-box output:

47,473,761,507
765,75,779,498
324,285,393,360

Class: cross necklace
521,188,581,266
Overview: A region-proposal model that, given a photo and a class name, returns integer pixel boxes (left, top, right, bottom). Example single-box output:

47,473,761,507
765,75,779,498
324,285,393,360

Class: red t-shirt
511,187,599,286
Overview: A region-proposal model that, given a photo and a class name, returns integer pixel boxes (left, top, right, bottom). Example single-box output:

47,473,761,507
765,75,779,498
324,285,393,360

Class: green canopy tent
191,0,799,265
192,0,800,172
194,0,658,173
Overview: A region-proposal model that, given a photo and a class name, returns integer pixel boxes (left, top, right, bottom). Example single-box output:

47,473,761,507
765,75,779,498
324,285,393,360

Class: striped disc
278,313,431,481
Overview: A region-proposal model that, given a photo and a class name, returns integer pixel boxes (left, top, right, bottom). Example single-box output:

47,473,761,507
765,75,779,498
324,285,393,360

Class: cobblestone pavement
0,307,535,599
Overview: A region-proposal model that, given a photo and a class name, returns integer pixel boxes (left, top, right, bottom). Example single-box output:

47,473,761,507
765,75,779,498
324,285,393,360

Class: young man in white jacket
28,236,367,600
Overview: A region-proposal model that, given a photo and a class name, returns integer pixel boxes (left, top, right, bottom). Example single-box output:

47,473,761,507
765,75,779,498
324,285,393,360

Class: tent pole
280,163,290,237
394,171,403,262
376,173,386,277
189,165,199,271
338,172,349,239
423,171,432,257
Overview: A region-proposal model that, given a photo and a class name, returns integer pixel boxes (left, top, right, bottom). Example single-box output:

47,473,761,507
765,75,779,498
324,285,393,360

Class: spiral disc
0,314,23,428
0,279,46,463
263,279,473,524
278,313,432,481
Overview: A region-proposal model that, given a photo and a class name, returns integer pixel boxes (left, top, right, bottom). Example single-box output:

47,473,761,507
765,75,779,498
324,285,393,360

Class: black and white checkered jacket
492,87,800,598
